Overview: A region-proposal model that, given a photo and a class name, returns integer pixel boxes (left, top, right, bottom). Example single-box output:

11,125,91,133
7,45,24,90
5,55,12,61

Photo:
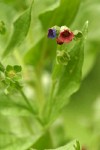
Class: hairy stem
19,89,44,127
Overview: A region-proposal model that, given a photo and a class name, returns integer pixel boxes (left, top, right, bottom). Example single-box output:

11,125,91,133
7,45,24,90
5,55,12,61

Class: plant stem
45,45,63,125
14,50,44,126
19,89,44,126
20,89,35,113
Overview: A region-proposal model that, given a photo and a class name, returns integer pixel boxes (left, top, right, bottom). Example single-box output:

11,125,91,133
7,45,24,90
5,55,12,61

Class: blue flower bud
48,28,56,39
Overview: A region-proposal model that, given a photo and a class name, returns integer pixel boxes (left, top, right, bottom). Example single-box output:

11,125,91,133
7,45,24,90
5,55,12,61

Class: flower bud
48,25,60,39
57,29,74,45
56,50,70,65
6,70,16,78
73,30,83,40
48,28,56,39
56,38,63,45
60,26,69,31
53,25,60,36
0,21,6,35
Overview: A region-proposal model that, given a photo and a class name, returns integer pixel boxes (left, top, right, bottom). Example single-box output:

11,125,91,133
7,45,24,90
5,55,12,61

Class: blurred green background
0,0,100,150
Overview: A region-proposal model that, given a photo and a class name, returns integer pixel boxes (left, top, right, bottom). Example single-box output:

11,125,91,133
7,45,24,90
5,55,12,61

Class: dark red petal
59,29,74,43
56,38,63,45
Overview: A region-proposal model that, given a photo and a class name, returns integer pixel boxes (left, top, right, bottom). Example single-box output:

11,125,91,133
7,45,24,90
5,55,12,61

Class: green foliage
14,65,22,72
56,50,70,65
45,140,80,150
0,62,5,72
0,63,23,94
44,22,88,125
0,21,6,35
39,0,80,30
2,1,34,58
24,0,80,66
5,65,22,80
0,0,100,150
71,0,100,77
0,131,41,150
73,30,83,41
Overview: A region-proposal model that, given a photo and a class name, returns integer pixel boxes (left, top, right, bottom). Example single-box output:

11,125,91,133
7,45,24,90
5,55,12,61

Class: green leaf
24,0,80,66
4,65,22,88
0,62,5,72
0,130,42,150
26,0,60,46
45,140,80,150
63,53,100,149
33,131,53,149
0,92,39,118
45,21,88,124
6,65,13,71
14,65,22,73
0,20,6,35
5,65,16,79
39,0,80,31
28,148,36,150
2,1,34,58
0,97,32,116
71,0,100,77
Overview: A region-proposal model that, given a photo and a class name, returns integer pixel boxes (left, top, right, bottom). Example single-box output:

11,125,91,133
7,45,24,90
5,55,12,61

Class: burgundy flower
57,29,74,44
56,38,63,45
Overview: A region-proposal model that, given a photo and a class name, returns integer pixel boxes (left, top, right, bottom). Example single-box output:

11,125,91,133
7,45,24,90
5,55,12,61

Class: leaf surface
45,140,80,150
2,1,34,58
0,131,41,150
24,0,80,66
45,21,88,123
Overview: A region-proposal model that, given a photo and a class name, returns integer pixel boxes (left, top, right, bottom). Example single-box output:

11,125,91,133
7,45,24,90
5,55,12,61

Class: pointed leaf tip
2,0,34,58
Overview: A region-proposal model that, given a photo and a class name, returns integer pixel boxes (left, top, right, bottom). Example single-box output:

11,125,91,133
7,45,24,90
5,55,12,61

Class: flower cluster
48,25,74,45
0,63,23,94
47,25,83,66
47,25,83,45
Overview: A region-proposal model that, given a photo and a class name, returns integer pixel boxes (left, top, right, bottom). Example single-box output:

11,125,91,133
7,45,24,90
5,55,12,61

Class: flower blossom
48,28,56,39
57,29,74,45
